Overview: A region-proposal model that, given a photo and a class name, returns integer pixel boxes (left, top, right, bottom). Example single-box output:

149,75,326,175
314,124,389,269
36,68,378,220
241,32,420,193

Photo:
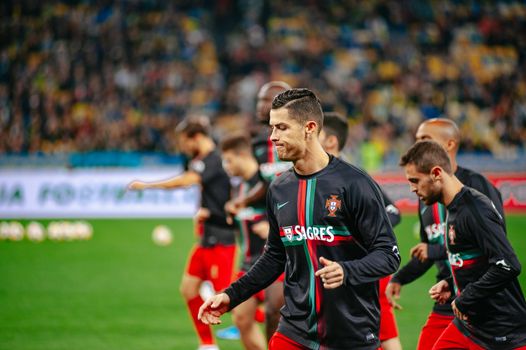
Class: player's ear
445,139,456,152
430,166,442,181
305,121,318,135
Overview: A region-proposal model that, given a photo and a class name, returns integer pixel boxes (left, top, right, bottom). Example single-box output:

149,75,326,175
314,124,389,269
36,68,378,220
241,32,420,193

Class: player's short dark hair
175,117,210,137
271,88,323,131
400,140,453,174
323,112,348,151
220,133,252,154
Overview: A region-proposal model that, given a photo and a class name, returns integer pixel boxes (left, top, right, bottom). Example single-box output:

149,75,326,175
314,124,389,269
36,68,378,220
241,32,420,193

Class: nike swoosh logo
420,206,427,215
277,201,289,210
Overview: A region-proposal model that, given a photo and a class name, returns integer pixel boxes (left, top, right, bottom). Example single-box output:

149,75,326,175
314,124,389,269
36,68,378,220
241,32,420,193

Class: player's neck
442,175,464,207
449,154,458,173
241,159,259,181
196,138,215,159
294,143,330,176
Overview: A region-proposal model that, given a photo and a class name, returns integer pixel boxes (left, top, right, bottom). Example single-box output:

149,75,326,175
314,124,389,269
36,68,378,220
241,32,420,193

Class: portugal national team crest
283,226,293,241
325,195,341,217
448,225,456,245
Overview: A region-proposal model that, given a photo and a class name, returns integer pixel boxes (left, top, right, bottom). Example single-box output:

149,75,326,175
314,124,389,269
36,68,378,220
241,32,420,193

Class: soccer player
386,118,504,350
224,80,292,341
320,112,402,350
220,133,269,350
128,118,236,350
400,140,526,350
199,88,401,349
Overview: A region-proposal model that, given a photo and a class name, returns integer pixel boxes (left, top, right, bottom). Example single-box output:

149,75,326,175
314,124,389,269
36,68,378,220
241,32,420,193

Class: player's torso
234,173,267,270
444,202,487,292
419,201,451,280
269,163,382,349
189,151,235,246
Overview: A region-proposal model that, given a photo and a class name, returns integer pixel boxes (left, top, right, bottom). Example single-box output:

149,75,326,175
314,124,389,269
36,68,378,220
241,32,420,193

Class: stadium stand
0,0,525,171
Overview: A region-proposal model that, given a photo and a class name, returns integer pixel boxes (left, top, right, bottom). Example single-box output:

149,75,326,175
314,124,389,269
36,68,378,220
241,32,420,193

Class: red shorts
276,272,285,283
269,332,309,350
186,244,236,292
433,322,526,350
379,275,399,341
237,270,265,302
417,312,454,350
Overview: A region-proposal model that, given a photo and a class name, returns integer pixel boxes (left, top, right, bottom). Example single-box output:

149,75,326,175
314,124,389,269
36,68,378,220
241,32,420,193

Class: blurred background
1,1,525,349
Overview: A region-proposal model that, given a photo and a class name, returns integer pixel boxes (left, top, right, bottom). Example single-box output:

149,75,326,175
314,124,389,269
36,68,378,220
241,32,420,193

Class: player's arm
128,171,200,190
225,179,268,217
391,206,434,286
338,177,401,285
427,243,447,260
405,204,446,263
454,201,521,314
240,180,268,207
391,256,434,286
222,190,286,310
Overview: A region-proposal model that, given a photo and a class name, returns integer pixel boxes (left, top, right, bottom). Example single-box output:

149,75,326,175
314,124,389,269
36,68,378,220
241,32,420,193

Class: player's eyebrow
270,122,288,128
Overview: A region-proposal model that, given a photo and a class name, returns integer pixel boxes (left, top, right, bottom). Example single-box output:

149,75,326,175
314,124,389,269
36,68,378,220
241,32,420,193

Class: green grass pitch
1,215,525,350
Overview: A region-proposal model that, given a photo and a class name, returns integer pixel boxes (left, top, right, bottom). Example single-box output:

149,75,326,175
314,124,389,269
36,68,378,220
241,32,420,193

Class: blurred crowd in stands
1,0,525,170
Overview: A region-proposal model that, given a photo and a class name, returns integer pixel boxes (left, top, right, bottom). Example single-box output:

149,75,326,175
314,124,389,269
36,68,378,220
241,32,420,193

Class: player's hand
429,280,451,304
225,199,243,225
252,220,269,239
225,199,244,215
127,180,148,191
410,243,429,262
315,257,344,289
198,293,231,325
451,300,468,321
385,281,403,310
194,207,210,223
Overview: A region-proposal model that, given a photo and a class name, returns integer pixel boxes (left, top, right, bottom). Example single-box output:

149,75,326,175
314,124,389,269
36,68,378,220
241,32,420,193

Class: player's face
178,133,198,158
221,150,243,177
404,163,442,205
319,130,337,155
269,108,306,162
415,124,448,148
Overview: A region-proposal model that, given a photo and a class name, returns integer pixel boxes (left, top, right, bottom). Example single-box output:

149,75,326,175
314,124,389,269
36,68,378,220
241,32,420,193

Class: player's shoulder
268,168,295,189
460,186,502,221
456,166,491,188
332,157,378,186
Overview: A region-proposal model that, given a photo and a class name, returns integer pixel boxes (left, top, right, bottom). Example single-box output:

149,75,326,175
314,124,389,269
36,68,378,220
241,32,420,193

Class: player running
386,118,504,350
128,118,236,350
223,81,292,341
220,133,269,350
199,88,400,350
320,112,402,350
400,140,526,350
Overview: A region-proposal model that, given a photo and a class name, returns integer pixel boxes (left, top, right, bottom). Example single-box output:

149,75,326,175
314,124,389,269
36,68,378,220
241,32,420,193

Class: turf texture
1,215,525,350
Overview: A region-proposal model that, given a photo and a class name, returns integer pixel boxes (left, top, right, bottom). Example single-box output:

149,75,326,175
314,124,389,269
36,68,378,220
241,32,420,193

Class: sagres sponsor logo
281,225,334,242
448,252,463,268
325,195,341,217
425,223,445,242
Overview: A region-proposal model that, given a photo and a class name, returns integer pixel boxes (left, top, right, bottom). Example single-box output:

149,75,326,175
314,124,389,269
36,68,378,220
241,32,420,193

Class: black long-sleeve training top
225,156,400,350
392,166,504,315
446,186,526,349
